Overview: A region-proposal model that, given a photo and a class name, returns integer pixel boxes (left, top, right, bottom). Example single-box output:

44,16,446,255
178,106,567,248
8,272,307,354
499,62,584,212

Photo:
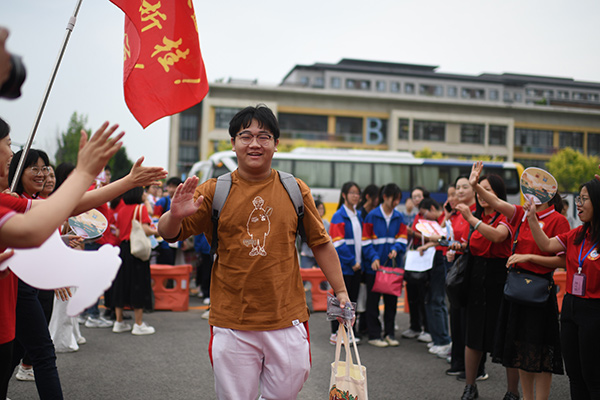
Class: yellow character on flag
151,37,190,73
139,0,167,32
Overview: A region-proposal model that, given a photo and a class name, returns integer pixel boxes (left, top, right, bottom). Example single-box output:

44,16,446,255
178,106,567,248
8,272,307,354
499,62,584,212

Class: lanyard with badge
573,238,599,296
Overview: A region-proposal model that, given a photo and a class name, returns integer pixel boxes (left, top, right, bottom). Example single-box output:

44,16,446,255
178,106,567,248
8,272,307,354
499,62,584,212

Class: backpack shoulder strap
210,173,232,256
278,171,306,242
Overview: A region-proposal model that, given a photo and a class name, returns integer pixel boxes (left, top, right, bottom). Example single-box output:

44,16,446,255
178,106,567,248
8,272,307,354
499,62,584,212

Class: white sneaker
15,364,34,381
417,332,432,343
85,316,114,328
201,310,210,320
427,342,435,348
368,339,389,348
429,343,452,356
203,297,210,305
401,328,420,339
77,336,87,345
329,333,337,345
112,321,132,333
132,322,155,335
77,315,87,325
384,335,400,347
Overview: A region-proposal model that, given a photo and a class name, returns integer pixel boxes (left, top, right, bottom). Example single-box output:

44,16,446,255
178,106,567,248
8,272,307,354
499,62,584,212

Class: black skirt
465,256,507,353
492,271,563,374
111,241,153,310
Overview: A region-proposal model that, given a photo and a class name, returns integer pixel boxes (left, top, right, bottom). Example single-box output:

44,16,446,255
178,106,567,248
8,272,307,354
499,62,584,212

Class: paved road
8,295,570,399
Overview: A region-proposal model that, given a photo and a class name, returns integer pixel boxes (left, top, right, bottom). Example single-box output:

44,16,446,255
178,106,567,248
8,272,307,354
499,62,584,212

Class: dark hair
315,198,324,211
411,186,430,198
454,175,469,186
122,186,144,205
379,183,402,203
229,105,280,140
337,181,360,210
548,191,564,214
574,179,600,248
166,177,182,187
0,117,9,140
54,162,75,190
358,184,379,210
9,149,50,195
419,197,441,211
474,174,506,218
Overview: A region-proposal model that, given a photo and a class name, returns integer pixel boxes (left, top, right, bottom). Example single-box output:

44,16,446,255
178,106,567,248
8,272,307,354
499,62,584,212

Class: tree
546,147,599,193
413,147,444,159
55,112,88,166
55,112,133,179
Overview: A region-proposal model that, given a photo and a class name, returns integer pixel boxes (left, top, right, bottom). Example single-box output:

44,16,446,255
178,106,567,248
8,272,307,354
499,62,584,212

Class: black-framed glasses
236,133,273,146
28,166,50,176
575,195,589,206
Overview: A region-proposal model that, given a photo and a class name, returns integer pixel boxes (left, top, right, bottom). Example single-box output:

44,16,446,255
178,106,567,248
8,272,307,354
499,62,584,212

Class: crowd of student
315,162,600,400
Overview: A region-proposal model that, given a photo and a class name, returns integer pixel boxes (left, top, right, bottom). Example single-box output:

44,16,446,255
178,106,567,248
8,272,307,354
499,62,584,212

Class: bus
189,148,524,220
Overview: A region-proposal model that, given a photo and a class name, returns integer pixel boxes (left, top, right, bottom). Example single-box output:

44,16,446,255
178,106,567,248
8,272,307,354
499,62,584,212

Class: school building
167,59,600,177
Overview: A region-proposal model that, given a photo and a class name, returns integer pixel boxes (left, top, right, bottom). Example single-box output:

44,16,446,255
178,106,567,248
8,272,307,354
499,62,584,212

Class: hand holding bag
130,205,152,261
445,250,473,307
372,258,404,297
329,323,368,400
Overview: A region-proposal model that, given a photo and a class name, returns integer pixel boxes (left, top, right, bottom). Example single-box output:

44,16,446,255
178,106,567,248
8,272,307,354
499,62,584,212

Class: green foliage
413,147,444,159
546,147,599,193
55,112,88,166
109,147,133,180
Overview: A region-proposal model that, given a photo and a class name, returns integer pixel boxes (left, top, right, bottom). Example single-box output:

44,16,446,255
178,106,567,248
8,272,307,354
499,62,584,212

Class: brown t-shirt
174,169,330,331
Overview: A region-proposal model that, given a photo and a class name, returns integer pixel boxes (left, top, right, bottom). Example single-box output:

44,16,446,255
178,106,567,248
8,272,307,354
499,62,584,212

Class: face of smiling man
231,118,279,182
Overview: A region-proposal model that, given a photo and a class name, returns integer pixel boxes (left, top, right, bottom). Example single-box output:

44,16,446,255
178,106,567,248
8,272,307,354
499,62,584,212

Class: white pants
48,288,84,352
210,323,311,400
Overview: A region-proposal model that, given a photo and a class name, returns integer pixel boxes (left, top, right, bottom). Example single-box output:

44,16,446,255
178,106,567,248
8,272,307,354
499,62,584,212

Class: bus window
334,162,372,189
271,159,293,174
484,167,519,195
295,161,332,187
374,163,410,190
412,165,442,193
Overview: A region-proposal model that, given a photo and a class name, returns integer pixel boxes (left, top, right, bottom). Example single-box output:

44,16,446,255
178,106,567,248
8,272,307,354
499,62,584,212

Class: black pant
405,271,429,333
196,252,213,299
365,273,398,340
157,245,176,265
0,340,13,399
22,289,54,366
561,293,600,400
11,280,63,399
331,271,362,334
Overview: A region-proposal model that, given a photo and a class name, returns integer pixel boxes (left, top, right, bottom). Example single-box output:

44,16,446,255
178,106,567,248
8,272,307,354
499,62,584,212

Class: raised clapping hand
470,161,483,187
170,176,203,220
128,156,168,187
76,122,125,179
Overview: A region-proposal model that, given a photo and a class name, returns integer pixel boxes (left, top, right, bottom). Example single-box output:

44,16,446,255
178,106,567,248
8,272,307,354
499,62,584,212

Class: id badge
572,273,586,296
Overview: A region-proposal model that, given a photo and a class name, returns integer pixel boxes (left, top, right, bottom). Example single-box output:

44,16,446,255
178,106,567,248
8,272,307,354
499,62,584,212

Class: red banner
109,0,209,128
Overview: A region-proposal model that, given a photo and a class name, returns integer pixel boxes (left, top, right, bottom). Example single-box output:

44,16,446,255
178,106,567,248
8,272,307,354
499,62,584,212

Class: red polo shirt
556,226,600,298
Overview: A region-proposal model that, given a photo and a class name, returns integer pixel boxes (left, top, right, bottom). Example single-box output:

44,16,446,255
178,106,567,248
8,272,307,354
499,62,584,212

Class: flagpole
10,0,84,191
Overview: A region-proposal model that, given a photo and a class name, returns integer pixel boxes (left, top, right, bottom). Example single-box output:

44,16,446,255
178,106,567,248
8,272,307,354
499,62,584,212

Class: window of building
398,119,409,140
346,79,370,90
558,91,569,99
447,86,457,97
359,80,371,90
331,77,341,89
214,107,241,129
489,125,507,146
559,131,584,153
588,133,600,156
514,128,553,154
299,76,309,86
571,92,599,101
503,91,511,101
336,117,363,143
390,82,401,93
314,77,324,88
179,145,198,163
376,80,386,92
179,113,198,142
419,84,443,96
489,90,499,100
514,93,523,102
413,120,445,142
460,124,485,144
405,83,415,94
278,113,328,140
461,87,485,99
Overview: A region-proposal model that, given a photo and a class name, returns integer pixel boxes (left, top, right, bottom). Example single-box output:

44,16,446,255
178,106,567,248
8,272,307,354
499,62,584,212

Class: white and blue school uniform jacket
362,205,408,275
329,205,363,276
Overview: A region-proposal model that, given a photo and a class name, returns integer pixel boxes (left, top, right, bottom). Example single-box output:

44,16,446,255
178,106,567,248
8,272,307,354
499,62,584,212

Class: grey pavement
8,295,570,399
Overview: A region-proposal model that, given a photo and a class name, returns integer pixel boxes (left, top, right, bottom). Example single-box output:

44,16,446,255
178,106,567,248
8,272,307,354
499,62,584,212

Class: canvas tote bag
130,205,152,261
329,323,368,400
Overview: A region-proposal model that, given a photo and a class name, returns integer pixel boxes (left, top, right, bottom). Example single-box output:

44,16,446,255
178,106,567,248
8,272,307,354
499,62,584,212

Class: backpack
210,171,307,256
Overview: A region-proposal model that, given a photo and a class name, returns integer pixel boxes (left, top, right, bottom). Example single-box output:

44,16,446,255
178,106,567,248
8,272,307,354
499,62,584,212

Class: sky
1,0,599,174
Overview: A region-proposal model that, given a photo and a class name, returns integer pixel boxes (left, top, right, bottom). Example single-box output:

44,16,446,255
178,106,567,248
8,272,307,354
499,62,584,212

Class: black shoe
461,384,478,400
457,371,489,382
445,367,464,376
503,391,520,400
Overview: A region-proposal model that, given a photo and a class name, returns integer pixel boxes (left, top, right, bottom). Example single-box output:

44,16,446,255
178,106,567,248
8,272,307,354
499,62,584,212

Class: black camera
0,54,26,99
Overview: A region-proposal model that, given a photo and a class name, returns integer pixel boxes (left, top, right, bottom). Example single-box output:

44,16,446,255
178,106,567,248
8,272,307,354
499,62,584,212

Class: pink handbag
372,259,404,297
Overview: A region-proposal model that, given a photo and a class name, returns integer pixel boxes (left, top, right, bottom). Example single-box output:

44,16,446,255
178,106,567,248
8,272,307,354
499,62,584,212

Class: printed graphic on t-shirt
243,196,272,256
588,249,600,261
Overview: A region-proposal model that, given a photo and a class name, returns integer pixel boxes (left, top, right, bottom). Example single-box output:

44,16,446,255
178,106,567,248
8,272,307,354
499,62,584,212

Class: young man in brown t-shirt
158,105,350,399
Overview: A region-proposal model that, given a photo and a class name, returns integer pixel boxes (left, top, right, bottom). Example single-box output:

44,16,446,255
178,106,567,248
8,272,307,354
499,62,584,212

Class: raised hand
523,197,538,221
76,122,124,179
170,176,203,220
469,161,483,187
128,157,168,187
455,203,471,220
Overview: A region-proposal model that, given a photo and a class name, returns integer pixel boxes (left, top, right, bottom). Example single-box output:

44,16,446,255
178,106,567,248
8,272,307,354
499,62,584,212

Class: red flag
109,0,209,128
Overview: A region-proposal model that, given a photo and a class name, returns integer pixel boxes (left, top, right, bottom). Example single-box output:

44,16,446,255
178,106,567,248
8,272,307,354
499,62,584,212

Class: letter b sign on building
366,118,388,145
